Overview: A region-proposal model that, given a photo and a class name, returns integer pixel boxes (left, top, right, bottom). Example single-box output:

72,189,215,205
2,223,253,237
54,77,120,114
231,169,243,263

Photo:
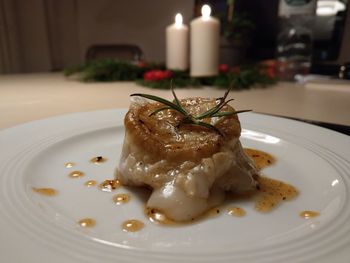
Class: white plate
0,109,350,263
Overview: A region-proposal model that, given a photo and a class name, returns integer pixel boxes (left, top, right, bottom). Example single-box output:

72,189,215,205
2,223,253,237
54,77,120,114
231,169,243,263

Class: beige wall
0,0,76,73
0,0,21,73
0,0,348,73
337,5,350,65
45,0,81,70
15,0,52,72
76,0,194,63
0,0,194,73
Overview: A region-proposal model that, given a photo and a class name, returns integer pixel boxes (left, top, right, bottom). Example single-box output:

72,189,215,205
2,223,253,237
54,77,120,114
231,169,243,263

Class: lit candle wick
201,4,211,20
175,13,183,28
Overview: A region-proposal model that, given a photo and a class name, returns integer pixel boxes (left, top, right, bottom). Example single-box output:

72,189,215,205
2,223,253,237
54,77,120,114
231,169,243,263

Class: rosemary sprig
211,109,252,118
170,79,182,108
130,83,251,135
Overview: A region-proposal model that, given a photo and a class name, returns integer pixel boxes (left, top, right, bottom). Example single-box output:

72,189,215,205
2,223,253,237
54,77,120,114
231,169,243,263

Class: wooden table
1,73,350,130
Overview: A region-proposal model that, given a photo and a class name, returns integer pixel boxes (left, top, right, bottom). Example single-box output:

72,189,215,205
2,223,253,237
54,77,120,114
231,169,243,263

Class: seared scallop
116,95,258,222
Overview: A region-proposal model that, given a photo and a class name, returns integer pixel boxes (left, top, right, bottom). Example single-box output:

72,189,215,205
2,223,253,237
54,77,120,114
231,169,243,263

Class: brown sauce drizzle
78,218,96,228
90,156,107,165
113,194,130,205
205,207,221,218
145,206,221,226
65,148,298,227
84,180,97,187
300,211,320,219
255,176,298,212
65,162,75,168
122,219,144,232
227,207,246,217
32,187,57,196
244,148,276,170
145,208,176,225
144,172,298,225
243,148,298,212
69,171,85,178
99,179,121,192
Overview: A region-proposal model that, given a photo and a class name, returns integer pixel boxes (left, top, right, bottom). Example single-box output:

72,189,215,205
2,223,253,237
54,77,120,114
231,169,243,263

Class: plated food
1,106,346,263
117,88,270,222
30,88,299,227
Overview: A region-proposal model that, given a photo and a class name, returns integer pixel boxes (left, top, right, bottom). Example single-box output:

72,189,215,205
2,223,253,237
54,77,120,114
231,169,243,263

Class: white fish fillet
116,96,258,221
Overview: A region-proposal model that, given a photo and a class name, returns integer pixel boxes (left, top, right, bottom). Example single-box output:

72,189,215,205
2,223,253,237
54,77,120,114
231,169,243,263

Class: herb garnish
130,83,251,135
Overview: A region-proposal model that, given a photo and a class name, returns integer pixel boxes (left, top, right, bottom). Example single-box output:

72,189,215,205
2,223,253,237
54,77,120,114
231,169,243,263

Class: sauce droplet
90,156,107,165
69,171,85,178
300,211,320,219
145,208,175,225
205,207,221,217
32,187,57,196
113,194,130,205
122,219,144,232
244,148,276,170
227,207,246,217
78,218,96,228
255,176,298,212
99,179,121,192
65,162,75,168
84,180,97,187
145,207,222,225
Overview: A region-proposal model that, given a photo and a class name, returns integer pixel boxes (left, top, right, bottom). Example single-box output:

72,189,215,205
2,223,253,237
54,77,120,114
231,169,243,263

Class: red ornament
265,67,276,78
137,60,145,68
231,66,241,74
219,64,229,73
143,70,172,81
260,60,277,78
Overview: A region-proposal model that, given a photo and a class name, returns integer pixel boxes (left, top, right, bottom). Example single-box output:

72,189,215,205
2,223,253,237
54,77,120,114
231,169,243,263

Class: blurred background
0,0,349,78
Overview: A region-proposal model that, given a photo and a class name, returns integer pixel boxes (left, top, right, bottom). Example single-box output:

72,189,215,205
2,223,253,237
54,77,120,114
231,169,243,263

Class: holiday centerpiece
64,3,276,90
64,59,276,90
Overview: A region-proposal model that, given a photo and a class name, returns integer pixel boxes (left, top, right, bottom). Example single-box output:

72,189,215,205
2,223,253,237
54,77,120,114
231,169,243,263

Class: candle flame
175,13,183,27
201,4,211,20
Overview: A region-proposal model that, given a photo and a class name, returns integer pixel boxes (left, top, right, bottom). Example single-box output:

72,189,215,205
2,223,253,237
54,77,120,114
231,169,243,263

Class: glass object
277,0,316,81
277,20,313,81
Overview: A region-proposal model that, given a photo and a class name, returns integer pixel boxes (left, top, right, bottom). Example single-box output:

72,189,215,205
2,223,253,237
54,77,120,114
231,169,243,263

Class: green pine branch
64,59,276,90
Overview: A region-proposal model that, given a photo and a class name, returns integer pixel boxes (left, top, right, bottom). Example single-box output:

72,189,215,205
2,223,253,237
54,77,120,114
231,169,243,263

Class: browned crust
124,97,241,162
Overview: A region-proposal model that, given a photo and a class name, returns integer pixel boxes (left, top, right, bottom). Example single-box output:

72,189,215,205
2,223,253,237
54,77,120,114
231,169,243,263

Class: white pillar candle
190,5,220,77
166,13,189,71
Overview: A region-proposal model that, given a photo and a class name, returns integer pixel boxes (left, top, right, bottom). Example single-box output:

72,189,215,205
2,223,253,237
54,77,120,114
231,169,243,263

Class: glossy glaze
300,211,320,219
90,156,107,164
244,148,276,170
84,180,97,187
122,219,144,232
32,187,57,196
227,207,246,217
99,179,121,192
68,171,85,178
78,218,96,228
113,194,130,205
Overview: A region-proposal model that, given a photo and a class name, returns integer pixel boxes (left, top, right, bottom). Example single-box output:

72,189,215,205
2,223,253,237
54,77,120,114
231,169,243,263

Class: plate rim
0,109,350,263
